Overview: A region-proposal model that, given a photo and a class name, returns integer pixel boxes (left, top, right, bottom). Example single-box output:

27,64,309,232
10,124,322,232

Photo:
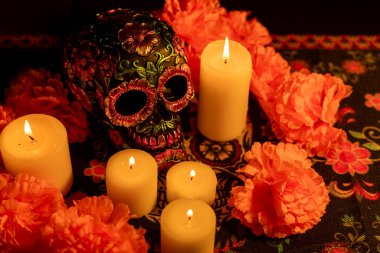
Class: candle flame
187,209,193,221
190,169,196,181
24,120,36,142
24,120,32,136
223,36,229,63
129,156,135,170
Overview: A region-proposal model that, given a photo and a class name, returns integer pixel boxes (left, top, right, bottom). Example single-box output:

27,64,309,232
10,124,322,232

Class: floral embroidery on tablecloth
364,93,380,111
283,50,379,84
214,235,247,253
333,215,370,252
83,159,107,183
372,215,380,250
288,59,311,71
326,141,372,176
341,60,367,75
189,136,242,167
337,106,357,125
321,242,356,253
268,238,291,253
329,180,379,200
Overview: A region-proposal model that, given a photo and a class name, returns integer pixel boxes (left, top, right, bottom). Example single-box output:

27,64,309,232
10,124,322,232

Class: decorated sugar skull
64,8,194,169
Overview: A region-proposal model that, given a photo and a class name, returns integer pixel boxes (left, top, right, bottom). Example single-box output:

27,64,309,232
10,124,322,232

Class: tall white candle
106,149,157,218
0,114,73,195
161,198,216,253
166,161,217,205
197,37,252,141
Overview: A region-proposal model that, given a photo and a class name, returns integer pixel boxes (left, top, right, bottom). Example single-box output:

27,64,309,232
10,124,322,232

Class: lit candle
161,198,216,253
0,114,73,195
166,161,217,205
197,37,252,141
106,149,157,218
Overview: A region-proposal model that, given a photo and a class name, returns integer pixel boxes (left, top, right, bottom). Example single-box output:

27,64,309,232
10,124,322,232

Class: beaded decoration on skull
63,9,194,170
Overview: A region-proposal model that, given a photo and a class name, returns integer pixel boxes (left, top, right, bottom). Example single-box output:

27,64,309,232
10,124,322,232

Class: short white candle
161,198,216,253
106,149,157,218
197,37,252,141
0,114,73,195
166,161,217,205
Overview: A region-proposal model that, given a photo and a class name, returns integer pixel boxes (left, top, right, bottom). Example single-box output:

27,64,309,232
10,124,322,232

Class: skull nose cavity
155,101,173,121
115,90,147,116
163,75,188,102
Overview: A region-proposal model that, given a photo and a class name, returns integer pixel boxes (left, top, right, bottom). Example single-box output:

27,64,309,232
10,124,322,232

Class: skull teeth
149,137,157,148
173,130,179,142
166,133,174,146
157,135,166,149
135,135,141,145
130,128,182,150
142,137,149,146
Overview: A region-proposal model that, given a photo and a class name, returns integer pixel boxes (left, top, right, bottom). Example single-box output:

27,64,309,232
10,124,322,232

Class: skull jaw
107,113,187,171
128,124,182,151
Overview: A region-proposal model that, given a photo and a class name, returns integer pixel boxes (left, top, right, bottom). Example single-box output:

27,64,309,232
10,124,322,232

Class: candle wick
224,58,228,64
130,165,133,170
27,135,36,143
190,176,193,181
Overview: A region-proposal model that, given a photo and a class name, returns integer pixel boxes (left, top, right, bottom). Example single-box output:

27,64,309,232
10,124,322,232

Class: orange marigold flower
0,173,65,252
251,60,352,157
0,105,15,134
5,68,89,143
42,196,149,253
162,0,271,91
229,142,330,238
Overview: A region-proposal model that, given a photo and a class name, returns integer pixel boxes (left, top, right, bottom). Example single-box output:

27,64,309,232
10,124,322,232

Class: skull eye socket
105,79,157,127
158,64,194,112
115,90,147,116
163,75,188,102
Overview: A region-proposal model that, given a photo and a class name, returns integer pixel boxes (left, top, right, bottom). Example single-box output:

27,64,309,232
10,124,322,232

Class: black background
0,0,378,94
0,0,379,35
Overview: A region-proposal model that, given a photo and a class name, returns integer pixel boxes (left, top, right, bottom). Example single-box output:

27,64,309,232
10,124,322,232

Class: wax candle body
106,149,157,218
161,199,216,253
0,114,73,195
166,161,217,205
197,39,252,141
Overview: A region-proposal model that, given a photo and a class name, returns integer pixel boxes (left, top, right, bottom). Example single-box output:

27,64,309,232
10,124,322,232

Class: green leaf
342,215,354,227
136,67,146,79
158,65,164,74
145,61,158,85
114,73,124,81
357,235,366,242
146,61,157,72
362,142,380,151
348,130,366,139
348,232,355,242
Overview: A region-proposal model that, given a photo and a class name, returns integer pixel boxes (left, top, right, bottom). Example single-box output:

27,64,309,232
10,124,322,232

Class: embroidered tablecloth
1,35,380,253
